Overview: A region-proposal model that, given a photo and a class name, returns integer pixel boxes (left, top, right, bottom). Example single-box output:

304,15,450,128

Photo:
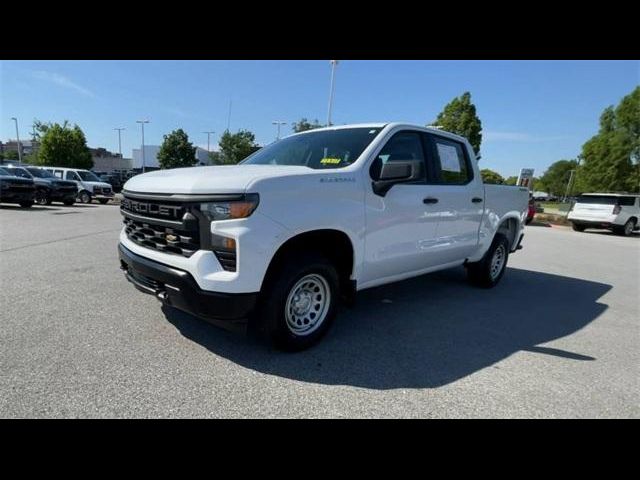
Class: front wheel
259,253,339,351
78,191,92,204
572,222,586,232
466,233,510,288
34,189,49,206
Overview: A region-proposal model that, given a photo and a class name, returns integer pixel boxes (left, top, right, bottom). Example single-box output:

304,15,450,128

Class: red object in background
526,197,535,224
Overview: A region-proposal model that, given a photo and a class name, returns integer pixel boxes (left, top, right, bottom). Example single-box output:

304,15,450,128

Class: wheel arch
261,228,356,299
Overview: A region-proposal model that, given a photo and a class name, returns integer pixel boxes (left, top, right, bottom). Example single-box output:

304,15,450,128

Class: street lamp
272,121,287,140
136,120,150,173
114,128,125,158
10,117,22,165
203,131,215,152
326,60,339,126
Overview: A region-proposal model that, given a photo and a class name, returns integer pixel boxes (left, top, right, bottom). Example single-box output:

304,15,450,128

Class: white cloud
32,70,95,97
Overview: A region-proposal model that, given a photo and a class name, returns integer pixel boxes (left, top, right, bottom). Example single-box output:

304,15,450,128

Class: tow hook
156,290,169,303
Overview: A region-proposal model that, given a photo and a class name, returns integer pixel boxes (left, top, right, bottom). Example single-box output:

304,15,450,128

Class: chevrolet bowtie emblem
166,234,178,242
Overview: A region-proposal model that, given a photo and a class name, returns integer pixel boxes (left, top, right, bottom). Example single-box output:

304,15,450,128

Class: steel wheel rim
80,193,90,203
285,274,331,336
490,244,506,280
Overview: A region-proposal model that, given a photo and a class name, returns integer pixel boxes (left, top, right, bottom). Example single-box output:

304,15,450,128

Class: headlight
199,194,259,222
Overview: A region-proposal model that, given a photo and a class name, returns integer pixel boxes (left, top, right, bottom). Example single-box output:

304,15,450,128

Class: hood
83,181,112,189
123,165,312,194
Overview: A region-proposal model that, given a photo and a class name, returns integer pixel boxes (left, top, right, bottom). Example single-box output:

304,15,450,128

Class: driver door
361,130,442,287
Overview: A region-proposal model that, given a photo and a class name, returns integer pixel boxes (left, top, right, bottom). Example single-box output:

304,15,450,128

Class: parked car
2,165,77,206
568,193,640,236
38,167,114,204
98,174,123,193
118,123,529,351
526,194,536,224
0,166,35,208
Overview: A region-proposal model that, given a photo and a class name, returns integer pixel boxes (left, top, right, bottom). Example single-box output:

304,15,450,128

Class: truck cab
118,123,528,350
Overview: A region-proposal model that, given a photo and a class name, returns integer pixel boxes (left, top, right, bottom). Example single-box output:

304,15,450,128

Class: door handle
472,197,483,203
423,197,439,204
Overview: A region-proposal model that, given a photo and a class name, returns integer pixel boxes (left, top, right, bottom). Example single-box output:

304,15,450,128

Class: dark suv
3,165,77,205
0,166,36,207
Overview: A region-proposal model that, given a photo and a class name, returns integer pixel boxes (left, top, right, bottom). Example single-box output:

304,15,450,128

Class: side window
618,196,635,206
54,170,63,179
374,131,426,181
66,171,79,181
430,136,473,185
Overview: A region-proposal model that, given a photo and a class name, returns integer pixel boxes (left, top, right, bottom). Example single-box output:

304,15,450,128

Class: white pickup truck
118,123,528,350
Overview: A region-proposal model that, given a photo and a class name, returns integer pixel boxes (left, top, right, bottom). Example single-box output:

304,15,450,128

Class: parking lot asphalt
1,203,638,418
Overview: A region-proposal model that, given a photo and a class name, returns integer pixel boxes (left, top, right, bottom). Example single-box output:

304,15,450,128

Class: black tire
572,222,586,232
63,198,75,206
34,189,49,206
98,198,109,204
258,252,340,351
466,233,510,288
20,201,33,208
78,191,92,204
617,219,636,237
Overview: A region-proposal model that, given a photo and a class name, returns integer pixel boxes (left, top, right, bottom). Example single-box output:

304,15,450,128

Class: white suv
568,193,640,236
40,166,114,204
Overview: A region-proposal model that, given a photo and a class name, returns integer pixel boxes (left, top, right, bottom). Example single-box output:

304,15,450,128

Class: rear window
577,195,636,206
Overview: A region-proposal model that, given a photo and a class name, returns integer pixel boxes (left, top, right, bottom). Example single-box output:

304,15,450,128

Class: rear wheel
572,222,586,232
466,233,510,288
617,219,636,236
78,191,92,204
259,253,339,351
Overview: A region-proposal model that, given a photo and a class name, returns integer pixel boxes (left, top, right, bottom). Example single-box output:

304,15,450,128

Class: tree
292,118,323,133
480,168,504,184
430,92,483,157
4,150,19,161
210,130,260,165
504,176,518,186
33,121,93,169
539,159,579,196
157,129,197,169
578,86,640,193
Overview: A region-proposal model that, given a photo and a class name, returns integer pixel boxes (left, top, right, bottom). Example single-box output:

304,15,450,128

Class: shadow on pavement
163,267,610,389
527,221,552,227
0,205,61,212
582,229,639,239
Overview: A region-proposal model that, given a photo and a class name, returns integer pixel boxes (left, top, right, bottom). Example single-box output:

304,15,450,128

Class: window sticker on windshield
320,158,342,165
437,143,461,173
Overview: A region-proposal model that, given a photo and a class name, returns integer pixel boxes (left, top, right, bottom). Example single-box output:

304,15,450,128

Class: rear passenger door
422,133,484,263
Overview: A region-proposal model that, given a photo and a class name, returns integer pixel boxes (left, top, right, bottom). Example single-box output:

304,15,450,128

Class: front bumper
118,243,257,326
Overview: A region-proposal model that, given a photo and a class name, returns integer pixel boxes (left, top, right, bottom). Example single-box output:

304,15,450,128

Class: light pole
136,120,150,173
10,117,22,165
114,128,125,158
327,60,339,126
272,121,287,140
203,131,215,152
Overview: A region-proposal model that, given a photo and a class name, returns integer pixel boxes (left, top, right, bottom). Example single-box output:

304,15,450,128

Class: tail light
613,204,621,214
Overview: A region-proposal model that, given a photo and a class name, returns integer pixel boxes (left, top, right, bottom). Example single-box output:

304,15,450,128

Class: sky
1,60,638,177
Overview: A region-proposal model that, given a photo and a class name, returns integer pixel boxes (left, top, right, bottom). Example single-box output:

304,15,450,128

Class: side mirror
370,157,422,196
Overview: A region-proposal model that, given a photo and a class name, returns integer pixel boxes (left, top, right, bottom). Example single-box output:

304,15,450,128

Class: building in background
1,140,39,156
90,147,132,172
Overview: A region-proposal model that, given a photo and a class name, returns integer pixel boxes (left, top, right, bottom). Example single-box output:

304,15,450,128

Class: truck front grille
121,194,200,258
123,217,200,257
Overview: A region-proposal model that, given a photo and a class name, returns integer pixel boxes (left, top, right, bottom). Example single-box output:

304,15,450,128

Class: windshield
77,170,101,181
6,167,32,179
0,167,9,176
241,127,383,169
26,167,56,179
